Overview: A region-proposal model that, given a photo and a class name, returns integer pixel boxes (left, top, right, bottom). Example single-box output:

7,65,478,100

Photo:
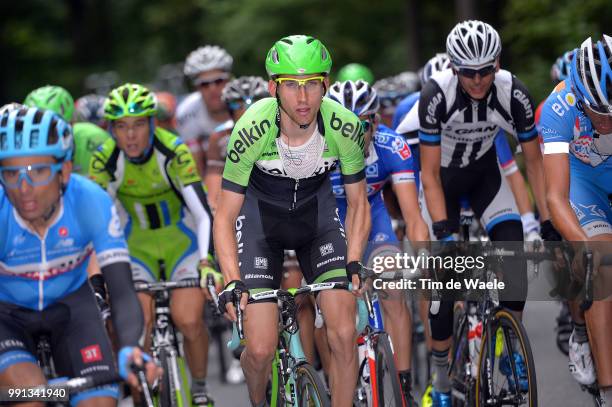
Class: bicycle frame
135,277,200,407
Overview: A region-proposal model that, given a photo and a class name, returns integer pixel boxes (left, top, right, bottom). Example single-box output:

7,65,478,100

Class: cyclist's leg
568,166,612,389
474,153,525,316
126,229,158,353
0,302,45,407
51,282,119,407
368,204,413,371
158,219,211,402
236,195,284,405
299,194,357,406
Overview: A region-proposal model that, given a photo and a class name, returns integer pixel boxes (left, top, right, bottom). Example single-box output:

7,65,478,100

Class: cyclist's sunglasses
456,64,496,79
194,74,230,89
0,163,63,189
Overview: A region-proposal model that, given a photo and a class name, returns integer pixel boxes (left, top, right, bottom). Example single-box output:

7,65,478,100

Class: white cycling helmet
184,45,233,79
0,103,23,116
446,20,501,68
327,80,380,117
419,53,451,85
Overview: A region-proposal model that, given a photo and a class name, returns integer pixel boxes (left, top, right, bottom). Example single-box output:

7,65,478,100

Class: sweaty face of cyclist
271,75,328,128
456,61,499,100
1,156,68,223
112,116,151,159
195,69,230,114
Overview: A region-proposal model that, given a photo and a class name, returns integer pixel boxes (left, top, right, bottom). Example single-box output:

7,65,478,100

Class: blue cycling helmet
570,34,612,114
0,107,73,161
551,50,574,83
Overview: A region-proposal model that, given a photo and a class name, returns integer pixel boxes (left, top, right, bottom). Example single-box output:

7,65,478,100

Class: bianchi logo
254,257,268,270
319,243,334,257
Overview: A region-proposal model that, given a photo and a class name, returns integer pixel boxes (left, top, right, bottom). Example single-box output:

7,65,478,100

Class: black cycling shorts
0,282,119,404
236,182,348,296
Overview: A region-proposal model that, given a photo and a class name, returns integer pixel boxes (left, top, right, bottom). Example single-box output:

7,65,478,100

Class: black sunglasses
195,76,228,89
457,65,496,79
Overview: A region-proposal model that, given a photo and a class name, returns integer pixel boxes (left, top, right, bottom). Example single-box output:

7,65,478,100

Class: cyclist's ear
268,79,278,98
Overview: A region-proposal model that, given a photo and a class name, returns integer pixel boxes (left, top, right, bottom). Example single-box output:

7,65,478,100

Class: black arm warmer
101,261,144,348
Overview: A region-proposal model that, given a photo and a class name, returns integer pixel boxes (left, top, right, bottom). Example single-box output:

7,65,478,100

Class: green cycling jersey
221,97,366,205
88,127,202,230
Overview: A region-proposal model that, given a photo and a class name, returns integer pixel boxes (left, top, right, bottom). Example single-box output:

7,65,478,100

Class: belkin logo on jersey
330,112,364,150
227,119,272,163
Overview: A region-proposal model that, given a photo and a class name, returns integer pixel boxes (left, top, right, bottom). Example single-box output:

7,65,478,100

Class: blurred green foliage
1,0,611,103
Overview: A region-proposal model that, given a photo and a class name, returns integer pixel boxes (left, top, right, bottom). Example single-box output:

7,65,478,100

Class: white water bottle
467,307,483,377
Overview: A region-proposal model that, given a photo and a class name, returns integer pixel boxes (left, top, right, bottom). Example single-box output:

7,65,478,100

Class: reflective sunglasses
275,76,325,92
194,74,230,89
456,64,496,79
0,163,63,189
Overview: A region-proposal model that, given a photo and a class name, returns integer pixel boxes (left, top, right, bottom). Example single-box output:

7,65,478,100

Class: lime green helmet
24,85,74,122
337,63,374,84
265,35,332,77
104,83,157,121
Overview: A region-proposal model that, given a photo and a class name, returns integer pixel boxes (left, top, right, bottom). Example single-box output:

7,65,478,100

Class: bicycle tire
373,332,403,407
294,363,331,407
450,309,475,407
158,348,181,407
475,309,537,407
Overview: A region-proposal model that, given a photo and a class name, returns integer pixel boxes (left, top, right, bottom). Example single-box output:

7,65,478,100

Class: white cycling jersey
417,69,537,168
176,92,225,153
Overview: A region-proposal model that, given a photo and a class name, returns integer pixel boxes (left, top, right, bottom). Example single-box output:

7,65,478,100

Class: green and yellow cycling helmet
24,85,75,122
104,83,157,121
265,35,332,77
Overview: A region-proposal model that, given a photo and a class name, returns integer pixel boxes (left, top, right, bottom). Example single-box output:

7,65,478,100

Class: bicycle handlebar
134,278,200,292
227,281,368,350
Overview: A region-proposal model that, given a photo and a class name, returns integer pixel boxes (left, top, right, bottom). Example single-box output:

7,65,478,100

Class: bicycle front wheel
476,309,537,407
374,332,403,407
295,363,331,407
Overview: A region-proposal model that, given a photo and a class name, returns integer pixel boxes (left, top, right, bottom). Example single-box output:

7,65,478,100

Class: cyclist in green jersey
88,83,218,406
24,85,112,318
24,86,111,176
213,35,371,407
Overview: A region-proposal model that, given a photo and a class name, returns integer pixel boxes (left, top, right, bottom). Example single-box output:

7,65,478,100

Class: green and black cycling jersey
222,97,366,207
88,127,213,261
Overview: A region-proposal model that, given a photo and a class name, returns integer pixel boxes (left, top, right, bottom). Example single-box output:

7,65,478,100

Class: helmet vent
271,49,279,64
281,38,293,45
321,48,328,61
29,130,39,148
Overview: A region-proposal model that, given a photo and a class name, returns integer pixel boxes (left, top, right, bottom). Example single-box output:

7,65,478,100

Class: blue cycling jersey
540,79,612,236
330,124,416,242
0,175,130,310
392,92,420,132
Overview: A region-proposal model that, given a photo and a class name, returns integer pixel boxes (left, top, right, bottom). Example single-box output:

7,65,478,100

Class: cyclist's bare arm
204,131,224,211
420,144,447,222
506,170,534,215
344,179,371,263
522,138,551,221
393,181,430,241
543,153,588,241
